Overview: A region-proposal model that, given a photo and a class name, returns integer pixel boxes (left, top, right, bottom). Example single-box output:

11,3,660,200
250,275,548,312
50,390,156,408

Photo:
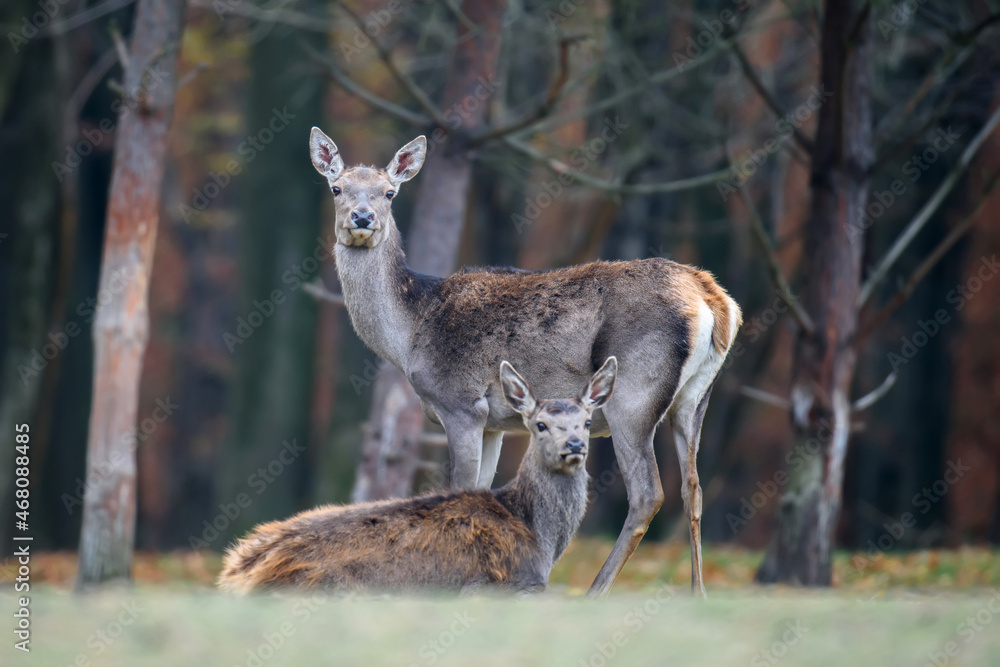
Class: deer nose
567,438,585,454
351,210,375,228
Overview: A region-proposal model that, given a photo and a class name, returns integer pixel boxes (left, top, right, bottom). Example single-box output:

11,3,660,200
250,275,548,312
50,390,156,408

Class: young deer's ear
310,127,344,185
500,361,537,417
581,356,617,410
386,136,427,186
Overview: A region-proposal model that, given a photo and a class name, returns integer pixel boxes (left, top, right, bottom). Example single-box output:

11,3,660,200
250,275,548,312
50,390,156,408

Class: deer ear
310,127,344,184
581,357,617,409
386,136,427,186
500,361,537,417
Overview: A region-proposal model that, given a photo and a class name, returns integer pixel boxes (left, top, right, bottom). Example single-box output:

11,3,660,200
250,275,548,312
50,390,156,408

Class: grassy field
3,540,1000,666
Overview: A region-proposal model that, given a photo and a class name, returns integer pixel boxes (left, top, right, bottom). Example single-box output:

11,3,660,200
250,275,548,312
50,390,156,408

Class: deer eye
385,190,395,200
332,186,341,196
585,420,591,429
536,422,547,432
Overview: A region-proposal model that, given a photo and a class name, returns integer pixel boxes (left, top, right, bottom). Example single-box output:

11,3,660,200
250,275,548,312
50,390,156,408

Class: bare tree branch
419,432,450,447
64,47,120,142
513,33,741,139
858,103,1000,307
951,11,1000,44
110,23,131,71
871,93,960,176
851,372,897,412
503,136,731,194
303,280,346,307
333,0,449,128
431,0,479,34
873,43,974,147
38,0,137,36
853,171,1000,345
469,36,580,146
729,41,814,156
739,386,790,410
518,14,799,140
305,47,430,127
189,0,336,32
737,184,815,335
176,62,209,90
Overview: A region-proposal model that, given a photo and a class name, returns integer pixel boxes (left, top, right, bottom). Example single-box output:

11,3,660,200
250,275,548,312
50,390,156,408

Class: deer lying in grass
308,129,741,597
218,359,616,594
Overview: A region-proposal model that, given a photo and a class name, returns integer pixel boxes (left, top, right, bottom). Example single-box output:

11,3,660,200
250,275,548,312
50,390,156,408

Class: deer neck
496,453,589,570
333,227,437,369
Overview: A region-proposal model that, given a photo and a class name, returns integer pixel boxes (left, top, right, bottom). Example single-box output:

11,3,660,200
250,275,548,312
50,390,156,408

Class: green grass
4,542,1000,665
5,586,1000,666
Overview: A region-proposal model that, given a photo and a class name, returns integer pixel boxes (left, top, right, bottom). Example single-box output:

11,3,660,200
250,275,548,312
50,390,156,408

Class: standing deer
219,359,615,594
309,129,741,597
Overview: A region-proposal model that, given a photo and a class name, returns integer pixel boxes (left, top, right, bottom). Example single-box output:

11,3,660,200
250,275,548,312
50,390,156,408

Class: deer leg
477,430,504,489
439,398,489,490
673,423,706,598
588,404,663,597
672,384,714,598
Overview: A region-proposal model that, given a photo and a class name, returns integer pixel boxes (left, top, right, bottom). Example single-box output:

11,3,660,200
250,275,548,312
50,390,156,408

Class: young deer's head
309,128,427,249
500,357,617,475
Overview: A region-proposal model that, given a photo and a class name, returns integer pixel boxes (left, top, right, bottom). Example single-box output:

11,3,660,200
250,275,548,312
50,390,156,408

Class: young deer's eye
385,190,395,200
332,186,341,196
585,420,592,429
536,422,547,432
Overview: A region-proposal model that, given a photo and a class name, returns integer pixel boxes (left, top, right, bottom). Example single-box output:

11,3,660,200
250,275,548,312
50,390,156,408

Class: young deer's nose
351,210,375,228
566,438,585,454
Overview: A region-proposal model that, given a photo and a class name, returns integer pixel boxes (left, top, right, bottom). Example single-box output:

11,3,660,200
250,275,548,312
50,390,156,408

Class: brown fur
218,492,540,594
309,129,742,596
218,359,616,595
690,268,742,353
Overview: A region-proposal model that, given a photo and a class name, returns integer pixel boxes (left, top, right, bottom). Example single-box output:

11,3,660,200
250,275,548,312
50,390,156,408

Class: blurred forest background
2,0,1000,579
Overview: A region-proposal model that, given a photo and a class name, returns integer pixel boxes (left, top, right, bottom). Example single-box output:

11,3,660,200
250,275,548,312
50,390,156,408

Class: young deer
309,129,741,597
218,359,616,594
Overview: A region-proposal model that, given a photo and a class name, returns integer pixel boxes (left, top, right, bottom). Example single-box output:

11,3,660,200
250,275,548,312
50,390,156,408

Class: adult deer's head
309,128,427,249
500,357,618,474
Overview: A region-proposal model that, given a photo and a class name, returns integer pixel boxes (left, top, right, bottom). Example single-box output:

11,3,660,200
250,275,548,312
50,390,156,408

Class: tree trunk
756,0,872,585
351,0,507,501
76,0,187,586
